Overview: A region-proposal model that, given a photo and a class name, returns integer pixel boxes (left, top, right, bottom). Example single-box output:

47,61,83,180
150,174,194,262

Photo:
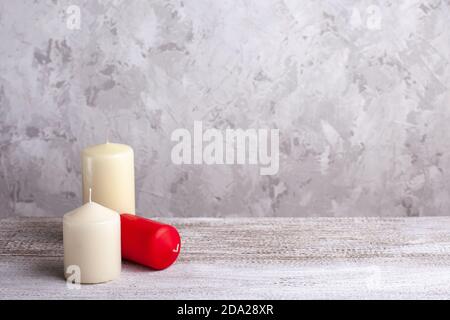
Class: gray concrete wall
1,0,449,217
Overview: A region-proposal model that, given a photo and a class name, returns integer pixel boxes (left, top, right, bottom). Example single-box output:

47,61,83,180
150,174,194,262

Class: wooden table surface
1,217,450,299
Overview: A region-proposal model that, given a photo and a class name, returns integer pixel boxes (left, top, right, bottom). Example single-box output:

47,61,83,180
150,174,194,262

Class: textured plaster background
1,0,450,218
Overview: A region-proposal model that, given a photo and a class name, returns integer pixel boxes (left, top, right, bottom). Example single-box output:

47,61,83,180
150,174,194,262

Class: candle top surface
83,143,133,157
63,202,119,225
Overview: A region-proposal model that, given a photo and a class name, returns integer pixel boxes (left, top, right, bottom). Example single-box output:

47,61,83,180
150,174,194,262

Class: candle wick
89,188,92,203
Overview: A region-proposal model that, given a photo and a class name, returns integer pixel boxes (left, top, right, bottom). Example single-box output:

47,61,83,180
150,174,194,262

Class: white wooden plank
1,217,450,299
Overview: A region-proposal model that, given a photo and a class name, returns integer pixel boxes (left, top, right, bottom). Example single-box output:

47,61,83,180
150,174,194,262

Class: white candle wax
63,195,121,284
82,142,135,214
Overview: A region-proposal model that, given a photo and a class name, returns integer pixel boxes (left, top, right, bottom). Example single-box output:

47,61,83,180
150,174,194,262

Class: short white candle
82,142,135,214
63,189,121,284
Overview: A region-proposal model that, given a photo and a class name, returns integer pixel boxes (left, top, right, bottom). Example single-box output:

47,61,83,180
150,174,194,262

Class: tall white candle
63,189,121,284
82,142,135,214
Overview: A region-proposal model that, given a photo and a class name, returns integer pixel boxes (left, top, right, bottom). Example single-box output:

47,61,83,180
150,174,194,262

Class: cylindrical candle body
121,214,181,270
82,143,135,214
63,202,121,284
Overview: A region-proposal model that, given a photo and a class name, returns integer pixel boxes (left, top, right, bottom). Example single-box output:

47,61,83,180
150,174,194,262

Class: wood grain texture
1,217,450,299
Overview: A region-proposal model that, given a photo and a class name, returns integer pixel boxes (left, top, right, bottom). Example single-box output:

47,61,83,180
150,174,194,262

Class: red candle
120,214,181,270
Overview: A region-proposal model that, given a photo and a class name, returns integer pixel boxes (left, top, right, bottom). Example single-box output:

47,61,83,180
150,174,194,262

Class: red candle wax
120,214,181,270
